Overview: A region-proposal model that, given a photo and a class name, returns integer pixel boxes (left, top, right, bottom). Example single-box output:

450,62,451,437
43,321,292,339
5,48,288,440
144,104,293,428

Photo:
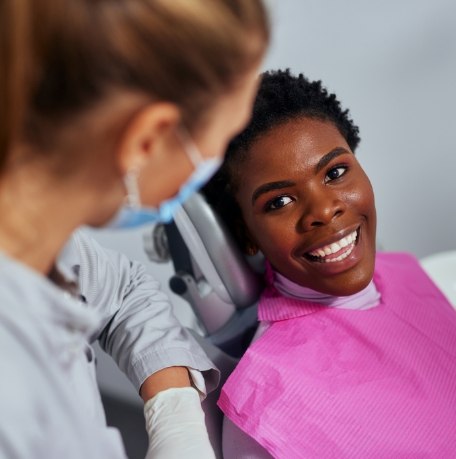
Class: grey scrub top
0,230,218,458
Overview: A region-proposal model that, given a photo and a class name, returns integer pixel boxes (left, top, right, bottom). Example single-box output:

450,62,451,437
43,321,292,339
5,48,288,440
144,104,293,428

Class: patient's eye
325,165,347,183
265,195,293,211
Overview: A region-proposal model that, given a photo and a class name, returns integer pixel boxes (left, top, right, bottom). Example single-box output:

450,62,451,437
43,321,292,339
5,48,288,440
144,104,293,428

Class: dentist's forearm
140,366,191,402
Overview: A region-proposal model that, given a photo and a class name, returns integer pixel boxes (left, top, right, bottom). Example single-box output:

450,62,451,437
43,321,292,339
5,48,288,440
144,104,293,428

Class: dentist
0,0,269,458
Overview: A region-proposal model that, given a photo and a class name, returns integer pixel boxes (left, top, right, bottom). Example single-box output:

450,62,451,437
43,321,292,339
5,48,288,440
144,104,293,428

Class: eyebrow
315,147,351,173
252,180,295,205
251,147,352,205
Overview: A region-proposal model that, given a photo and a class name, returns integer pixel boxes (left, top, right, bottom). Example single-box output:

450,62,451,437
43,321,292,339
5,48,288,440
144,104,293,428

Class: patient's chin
321,268,375,297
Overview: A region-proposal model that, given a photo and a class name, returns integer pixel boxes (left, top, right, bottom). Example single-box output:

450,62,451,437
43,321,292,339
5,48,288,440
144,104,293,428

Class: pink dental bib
218,253,456,458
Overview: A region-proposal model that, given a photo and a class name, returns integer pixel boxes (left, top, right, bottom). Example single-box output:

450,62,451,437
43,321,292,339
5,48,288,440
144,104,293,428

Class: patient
203,69,456,458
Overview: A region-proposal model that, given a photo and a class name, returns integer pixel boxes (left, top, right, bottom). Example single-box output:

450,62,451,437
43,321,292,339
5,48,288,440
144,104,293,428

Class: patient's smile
306,229,358,262
234,117,377,296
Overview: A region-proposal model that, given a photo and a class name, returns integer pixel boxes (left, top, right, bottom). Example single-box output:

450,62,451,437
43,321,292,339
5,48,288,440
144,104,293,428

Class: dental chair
420,250,456,308
144,192,265,458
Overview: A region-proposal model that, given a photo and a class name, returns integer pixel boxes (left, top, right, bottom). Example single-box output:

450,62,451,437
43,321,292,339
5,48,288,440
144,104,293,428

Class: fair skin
233,117,377,297
0,63,261,399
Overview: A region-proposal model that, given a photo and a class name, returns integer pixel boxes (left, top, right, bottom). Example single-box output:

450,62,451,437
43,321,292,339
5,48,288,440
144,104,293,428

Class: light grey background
91,0,456,332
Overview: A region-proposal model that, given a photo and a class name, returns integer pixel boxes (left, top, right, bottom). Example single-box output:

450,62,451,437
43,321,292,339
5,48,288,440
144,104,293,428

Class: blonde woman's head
1,0,269,171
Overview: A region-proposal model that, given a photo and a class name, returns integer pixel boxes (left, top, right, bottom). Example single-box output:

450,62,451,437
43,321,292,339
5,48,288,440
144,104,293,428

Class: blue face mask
107,129,222,229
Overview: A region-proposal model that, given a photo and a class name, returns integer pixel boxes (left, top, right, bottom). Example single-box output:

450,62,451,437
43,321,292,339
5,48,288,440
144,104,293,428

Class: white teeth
308,230,358,258
340,237,349,248
323,243,355,263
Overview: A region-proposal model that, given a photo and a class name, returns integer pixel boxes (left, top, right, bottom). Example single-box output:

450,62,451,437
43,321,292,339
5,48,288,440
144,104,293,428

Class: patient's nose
298,189,345,231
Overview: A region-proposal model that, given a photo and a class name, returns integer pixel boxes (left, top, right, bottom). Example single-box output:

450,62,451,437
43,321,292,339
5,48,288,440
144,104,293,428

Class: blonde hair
0,0,269,171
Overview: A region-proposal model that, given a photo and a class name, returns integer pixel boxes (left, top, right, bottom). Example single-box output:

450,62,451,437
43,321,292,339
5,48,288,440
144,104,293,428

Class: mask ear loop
176,127,203,169
124,166,141,209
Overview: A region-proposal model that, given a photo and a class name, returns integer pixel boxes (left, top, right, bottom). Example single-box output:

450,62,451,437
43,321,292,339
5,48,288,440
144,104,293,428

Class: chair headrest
173,192,263,308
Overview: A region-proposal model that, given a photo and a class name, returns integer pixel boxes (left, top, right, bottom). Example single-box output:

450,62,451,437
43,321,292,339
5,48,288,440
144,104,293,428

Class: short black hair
228,69,360,165
202,69,361,250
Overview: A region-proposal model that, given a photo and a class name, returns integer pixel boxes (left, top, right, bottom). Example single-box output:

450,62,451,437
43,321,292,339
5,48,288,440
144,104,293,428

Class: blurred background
87,1,456,457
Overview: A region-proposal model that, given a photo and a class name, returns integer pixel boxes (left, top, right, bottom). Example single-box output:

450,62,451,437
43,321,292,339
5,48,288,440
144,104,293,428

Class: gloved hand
144,386,215,459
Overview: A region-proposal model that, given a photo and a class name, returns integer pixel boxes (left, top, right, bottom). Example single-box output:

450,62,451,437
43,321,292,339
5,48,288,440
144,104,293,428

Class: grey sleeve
64,230,219,393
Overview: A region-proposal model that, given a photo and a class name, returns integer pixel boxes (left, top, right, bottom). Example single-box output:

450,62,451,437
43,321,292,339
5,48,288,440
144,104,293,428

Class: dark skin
232,117,377,297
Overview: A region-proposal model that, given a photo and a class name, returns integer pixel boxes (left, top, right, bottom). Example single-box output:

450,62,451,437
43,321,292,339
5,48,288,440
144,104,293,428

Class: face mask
107,129,222,229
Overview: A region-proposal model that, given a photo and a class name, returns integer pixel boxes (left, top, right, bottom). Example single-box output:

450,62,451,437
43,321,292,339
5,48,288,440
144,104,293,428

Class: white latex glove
144,386,216,459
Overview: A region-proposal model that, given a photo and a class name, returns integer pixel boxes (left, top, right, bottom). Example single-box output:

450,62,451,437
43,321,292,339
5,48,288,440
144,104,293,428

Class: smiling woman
235,117,376,296
203,69,456,458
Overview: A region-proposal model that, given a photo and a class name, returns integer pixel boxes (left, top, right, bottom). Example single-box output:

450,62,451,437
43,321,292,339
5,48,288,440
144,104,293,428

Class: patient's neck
273,270,381,311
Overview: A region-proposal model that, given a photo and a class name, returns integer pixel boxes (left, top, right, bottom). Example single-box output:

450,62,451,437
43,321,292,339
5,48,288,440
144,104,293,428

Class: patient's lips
307,229,358,263
298,225,364,277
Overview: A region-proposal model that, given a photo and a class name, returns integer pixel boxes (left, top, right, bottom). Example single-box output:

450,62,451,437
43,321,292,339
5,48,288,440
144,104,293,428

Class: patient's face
234,117,377,296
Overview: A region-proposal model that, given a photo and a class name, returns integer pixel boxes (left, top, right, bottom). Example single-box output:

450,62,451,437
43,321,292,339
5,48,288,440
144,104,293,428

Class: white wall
91,0,456,331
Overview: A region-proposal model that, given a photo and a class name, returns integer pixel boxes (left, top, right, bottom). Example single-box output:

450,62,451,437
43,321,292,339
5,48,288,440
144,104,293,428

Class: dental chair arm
144,387,215,459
